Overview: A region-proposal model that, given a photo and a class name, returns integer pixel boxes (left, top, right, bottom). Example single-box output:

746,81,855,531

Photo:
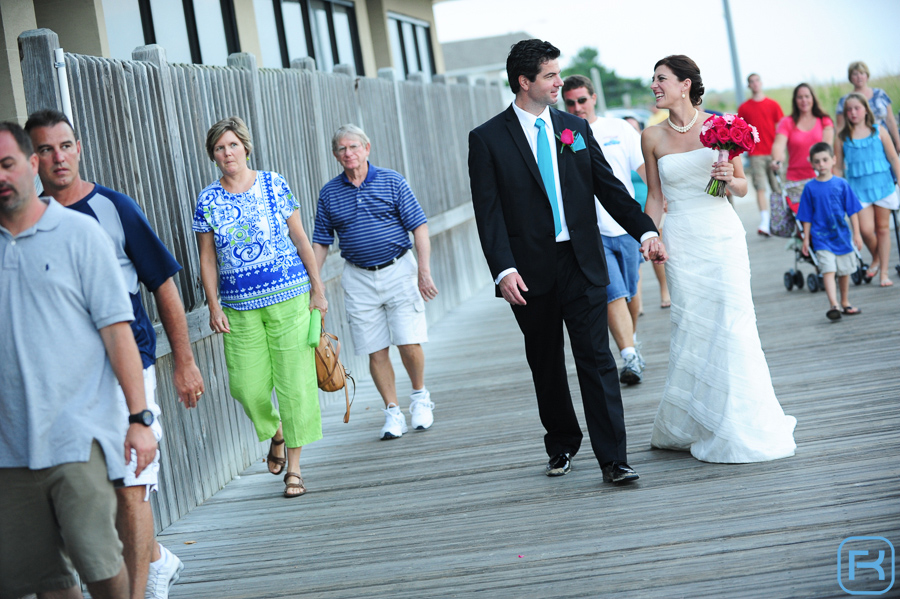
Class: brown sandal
283,472,306,498
266,437,286,475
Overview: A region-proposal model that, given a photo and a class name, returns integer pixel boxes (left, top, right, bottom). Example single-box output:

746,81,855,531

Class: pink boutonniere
557,128,575,154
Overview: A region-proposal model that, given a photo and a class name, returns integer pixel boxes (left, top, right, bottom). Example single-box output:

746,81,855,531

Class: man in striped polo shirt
313,124,438,440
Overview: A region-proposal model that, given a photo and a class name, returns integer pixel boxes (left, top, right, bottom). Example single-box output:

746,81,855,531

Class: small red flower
560,129,575,146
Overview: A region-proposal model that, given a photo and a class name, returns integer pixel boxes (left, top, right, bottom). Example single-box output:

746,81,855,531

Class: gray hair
331,124,370,153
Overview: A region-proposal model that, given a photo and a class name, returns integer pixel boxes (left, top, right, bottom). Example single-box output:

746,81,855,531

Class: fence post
227,52,269,168
377,67,410,179
18,28,62,113
130,44,199,309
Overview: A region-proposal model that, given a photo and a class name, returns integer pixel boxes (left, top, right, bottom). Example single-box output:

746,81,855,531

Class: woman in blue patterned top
835,95,900,287
194,116,327,498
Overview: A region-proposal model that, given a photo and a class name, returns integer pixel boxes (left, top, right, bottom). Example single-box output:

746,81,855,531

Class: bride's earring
682,91,686,98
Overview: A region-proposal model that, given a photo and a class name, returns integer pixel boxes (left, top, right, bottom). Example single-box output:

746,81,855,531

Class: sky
433,0,900,95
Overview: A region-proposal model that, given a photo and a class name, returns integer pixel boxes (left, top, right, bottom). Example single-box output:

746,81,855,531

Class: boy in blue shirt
798,142,864,321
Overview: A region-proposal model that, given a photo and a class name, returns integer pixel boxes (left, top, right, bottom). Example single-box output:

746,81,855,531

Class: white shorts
116,365,163,497
341,251,428,355
874,187,900,210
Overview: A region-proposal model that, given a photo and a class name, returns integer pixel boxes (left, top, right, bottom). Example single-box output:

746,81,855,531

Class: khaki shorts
0,442,124,598
748,155,781,194
815,250,856,277
341,251,428,355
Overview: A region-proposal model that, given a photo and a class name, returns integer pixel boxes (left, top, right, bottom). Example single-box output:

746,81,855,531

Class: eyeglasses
564,97,590,107
337,143,363,155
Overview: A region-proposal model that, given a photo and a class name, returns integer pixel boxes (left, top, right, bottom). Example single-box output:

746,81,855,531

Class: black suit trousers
511,241,628,466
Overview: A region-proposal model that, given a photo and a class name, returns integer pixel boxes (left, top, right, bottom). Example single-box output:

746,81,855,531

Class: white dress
650,148,797,463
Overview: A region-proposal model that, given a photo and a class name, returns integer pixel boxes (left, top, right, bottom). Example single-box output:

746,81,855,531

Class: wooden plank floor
157,198,900,599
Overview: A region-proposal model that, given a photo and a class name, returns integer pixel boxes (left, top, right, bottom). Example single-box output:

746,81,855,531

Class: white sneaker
145,543,184,599
409,391,435,430
380,404,408,440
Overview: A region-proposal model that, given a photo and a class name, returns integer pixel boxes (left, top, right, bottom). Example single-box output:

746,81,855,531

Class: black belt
355,248,408,271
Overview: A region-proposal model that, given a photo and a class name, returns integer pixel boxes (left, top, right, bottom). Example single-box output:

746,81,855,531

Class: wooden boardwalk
156,198,900,599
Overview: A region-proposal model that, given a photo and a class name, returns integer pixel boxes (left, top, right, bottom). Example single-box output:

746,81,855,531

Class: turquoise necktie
534,118,562,236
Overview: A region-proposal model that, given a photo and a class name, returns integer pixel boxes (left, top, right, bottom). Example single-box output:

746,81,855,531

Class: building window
387,12,434,80
251,0,360,74
113,0,240,65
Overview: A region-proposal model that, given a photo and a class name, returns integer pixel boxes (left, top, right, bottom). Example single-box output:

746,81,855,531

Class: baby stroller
782,218,868,292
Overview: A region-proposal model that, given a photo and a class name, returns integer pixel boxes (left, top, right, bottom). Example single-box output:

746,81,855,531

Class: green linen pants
223,294,322,448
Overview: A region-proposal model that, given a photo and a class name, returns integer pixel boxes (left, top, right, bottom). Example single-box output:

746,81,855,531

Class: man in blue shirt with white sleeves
27,110,203,599
313,124,439,441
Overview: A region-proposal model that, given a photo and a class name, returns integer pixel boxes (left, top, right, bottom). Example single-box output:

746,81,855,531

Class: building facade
1,0,445,123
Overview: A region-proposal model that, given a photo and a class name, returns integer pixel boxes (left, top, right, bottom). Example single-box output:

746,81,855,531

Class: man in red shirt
738,73,784,236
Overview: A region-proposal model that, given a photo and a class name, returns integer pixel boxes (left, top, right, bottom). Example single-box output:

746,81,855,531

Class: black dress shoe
546,453,572,476
601,461,639,484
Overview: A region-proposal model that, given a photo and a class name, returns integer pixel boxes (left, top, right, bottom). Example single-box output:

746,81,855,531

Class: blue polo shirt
68,184,182,368
313,163,427,267
797,177,863,255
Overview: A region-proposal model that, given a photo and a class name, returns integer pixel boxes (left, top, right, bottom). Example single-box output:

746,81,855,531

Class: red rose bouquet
699,114,759,197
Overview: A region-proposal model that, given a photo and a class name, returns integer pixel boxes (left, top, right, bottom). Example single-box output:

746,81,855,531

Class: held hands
419,270,439,301
125,424,157,478
209,305,230,334
641,237,668,264
499,272,528,305
711,160,734,184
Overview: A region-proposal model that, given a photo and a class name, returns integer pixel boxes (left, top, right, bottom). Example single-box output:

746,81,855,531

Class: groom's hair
507,39,560,94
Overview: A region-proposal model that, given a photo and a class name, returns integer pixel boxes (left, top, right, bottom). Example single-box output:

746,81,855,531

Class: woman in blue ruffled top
194,116,327,497
835,94,900,287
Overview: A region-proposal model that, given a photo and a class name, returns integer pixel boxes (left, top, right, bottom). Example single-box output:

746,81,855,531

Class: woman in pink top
771,83,835,212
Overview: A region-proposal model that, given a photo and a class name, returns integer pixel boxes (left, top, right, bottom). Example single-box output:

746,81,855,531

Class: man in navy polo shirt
27,110,204,599
313,124,439,440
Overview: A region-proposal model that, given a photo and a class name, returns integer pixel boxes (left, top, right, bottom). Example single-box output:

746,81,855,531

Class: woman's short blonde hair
847,61,870,81
205,116,253,161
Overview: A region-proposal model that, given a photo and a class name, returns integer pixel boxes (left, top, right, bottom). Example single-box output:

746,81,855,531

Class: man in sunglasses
562,75,648,385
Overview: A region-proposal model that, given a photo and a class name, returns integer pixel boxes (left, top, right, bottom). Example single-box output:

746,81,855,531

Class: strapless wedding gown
650,148,797,463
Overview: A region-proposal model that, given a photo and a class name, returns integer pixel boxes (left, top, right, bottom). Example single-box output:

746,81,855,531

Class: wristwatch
128,409,154,427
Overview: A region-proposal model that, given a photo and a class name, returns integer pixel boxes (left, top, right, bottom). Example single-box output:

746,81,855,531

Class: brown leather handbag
313,316,354,423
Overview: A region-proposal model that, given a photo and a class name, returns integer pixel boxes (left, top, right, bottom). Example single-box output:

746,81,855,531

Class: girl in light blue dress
835,93,900,287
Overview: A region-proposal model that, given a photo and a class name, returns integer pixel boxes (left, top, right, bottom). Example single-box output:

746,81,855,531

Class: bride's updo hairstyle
654,55,705,106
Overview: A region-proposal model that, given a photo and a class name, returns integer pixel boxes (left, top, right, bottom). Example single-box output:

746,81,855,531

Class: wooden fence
18,28,504,531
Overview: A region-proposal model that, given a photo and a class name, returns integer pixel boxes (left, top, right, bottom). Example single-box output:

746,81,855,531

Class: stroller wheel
851,268,862,285
793,271,804,288
896,264,900,277
807,273,819,292
784,271,793,291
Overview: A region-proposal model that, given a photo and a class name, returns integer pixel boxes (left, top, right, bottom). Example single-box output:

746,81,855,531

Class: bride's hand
711,160,734,183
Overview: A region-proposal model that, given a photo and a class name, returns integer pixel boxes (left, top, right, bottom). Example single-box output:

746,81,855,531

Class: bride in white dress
641,55,797,463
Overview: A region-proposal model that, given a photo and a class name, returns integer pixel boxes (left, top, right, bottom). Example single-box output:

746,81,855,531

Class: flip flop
283,472,306,498
826,307,842,321
841,306,862,315
880,279,894,287
864,266,879,283
660,301,671,309
267,437,286,475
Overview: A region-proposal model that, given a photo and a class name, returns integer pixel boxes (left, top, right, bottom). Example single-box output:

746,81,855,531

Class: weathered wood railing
18,28,502,530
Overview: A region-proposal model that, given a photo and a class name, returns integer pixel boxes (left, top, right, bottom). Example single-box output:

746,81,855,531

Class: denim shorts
602,234,642,303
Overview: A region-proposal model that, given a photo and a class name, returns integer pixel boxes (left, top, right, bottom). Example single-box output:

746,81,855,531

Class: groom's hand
641,238,668,264
499,272,529,305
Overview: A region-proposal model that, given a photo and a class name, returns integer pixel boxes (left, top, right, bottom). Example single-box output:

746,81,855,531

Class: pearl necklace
667,109,699,134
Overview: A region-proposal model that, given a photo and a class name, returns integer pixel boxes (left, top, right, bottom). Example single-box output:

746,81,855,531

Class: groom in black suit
468,39,667,484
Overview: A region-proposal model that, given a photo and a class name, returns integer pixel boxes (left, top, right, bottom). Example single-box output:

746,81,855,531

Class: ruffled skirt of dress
650,198,797,463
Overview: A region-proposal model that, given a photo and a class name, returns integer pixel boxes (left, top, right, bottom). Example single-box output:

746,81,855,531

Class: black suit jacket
468,105,657,297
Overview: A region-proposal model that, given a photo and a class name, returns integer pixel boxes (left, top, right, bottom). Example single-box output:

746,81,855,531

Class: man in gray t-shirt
0,122,156,599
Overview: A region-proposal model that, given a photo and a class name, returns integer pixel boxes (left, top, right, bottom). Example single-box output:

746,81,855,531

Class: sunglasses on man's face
565,97,590,107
